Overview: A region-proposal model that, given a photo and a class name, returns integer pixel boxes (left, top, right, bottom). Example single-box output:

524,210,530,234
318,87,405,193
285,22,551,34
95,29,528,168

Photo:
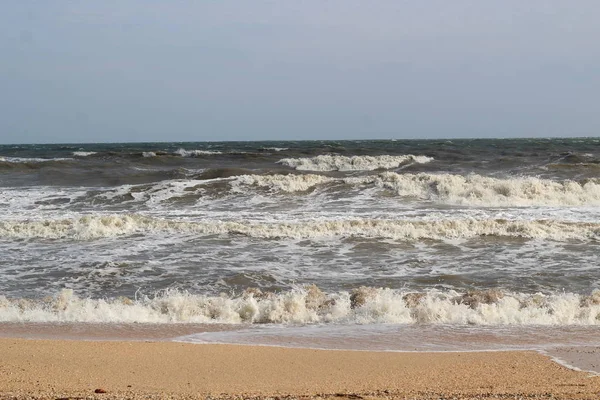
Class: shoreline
2,322,599,376
2,338,600,399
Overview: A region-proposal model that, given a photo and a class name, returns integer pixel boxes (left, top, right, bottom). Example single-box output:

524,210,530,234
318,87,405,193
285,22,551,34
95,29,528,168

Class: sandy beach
1,339,599,399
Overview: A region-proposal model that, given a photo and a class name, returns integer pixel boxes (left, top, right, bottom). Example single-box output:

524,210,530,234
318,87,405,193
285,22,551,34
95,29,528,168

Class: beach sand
1,339,600,399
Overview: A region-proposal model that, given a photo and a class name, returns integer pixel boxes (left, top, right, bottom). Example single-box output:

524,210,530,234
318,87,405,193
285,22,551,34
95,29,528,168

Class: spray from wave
2,287,599,325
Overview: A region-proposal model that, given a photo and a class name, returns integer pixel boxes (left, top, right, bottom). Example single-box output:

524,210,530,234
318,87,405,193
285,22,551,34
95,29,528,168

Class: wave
546,163,600,170
232,174,333,192
195,168,268,180
350,172,600,206
277,155,433,171
174,148,222,157
0,156,72,163
0,157,77,172
555,152,600,164
227,172,600,206
8,172,600,209
2,287,599,325
72,151,97,157
1,214,599,241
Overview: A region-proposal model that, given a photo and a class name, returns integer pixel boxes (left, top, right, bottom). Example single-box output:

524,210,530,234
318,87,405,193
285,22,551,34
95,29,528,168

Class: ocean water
1,138,599,354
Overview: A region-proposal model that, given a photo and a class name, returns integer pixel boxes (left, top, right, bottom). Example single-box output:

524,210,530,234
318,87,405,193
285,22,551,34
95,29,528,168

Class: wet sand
544,346,600,376
1,339,600,399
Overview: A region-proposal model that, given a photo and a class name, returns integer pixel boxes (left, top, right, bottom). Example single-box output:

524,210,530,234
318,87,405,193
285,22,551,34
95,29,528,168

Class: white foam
72,151,97,157
228,172,600,207
6,172,598,215
174,148,222,157
94,179,212,206
142,152,156,158
2,288,599,325
0,187,90,214
0,156,71,163
346,172,600,207
232,174,332,192
539,349,600,376
1,214,599,241
277,155,433,171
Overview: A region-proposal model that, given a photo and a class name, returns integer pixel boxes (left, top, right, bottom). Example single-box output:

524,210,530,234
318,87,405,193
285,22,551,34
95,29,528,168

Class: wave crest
1,215,599,241
277,155,433,171
227,172,600,206
0,156,72,163
346,172,600,206
72,151,97,157
232,174,332,192
174,148,222,157
2,287,599,325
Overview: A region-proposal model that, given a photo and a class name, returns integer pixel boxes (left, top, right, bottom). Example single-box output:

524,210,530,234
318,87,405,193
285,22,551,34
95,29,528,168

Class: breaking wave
228,172,600,206
72,151,97,157
2,287,600,325
1,215,599,241
0,156,72,163
0,157,77,171
174,148,222,157
277,155,433,171
262,147,288,152
6,172,600,210
350,172,600,206
231,174,333,192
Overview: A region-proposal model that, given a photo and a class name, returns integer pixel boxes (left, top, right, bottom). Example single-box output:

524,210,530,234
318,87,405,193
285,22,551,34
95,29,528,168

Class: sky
1,1,599,144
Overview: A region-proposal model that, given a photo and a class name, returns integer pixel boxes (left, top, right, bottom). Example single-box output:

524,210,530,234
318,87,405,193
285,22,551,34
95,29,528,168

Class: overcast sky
1,1,599,144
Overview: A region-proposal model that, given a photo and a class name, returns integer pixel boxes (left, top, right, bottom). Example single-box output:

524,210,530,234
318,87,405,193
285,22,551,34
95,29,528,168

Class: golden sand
1,338,599,399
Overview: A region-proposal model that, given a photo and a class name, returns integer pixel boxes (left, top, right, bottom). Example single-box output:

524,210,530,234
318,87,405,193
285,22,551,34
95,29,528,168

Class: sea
1,138,599,364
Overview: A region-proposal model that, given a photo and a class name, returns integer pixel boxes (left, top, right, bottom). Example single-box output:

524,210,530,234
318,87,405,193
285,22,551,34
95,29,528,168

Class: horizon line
0,135,596,146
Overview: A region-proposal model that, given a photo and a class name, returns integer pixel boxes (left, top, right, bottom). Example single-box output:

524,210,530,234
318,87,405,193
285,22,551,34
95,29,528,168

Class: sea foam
0,157,72,163
277,155,433,171
1,215,599,241
12,172,598,212
174,148,222,157
232,174,333,192
229,172,600,206
72,151,97,157
351,172,600,206
1,287,599,325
